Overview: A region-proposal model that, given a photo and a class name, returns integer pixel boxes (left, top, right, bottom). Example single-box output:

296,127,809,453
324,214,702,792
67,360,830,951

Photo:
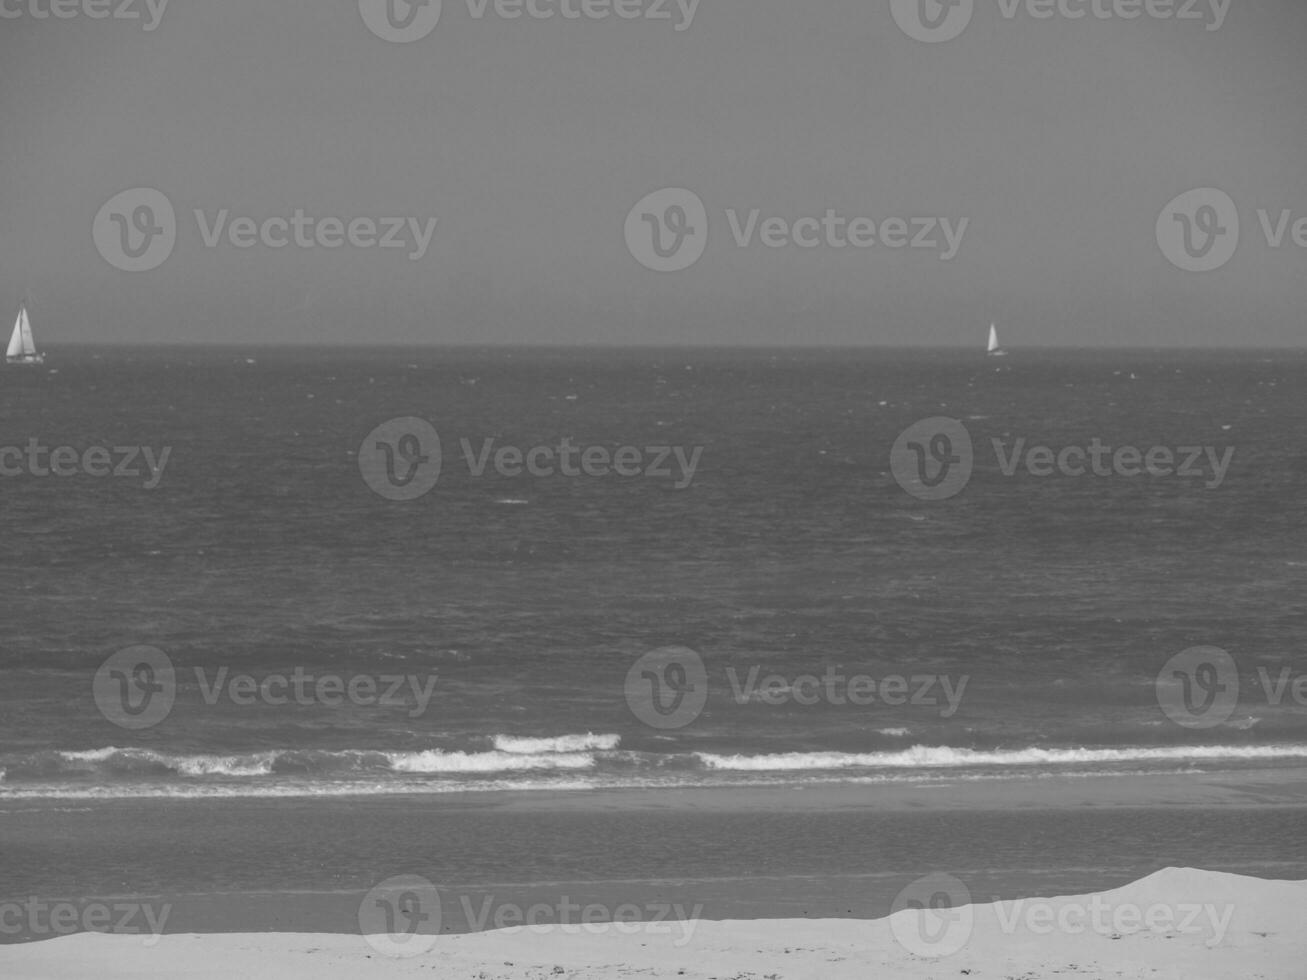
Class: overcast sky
1,0,1305,347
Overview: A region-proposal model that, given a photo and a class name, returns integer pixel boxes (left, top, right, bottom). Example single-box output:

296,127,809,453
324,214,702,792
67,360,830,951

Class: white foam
41,746,610,778
491,733,621,754
384,750,597,773
59,747,124,762
697,743,1307,771
0,778,604,800
170,753,277,777
55,748,278,776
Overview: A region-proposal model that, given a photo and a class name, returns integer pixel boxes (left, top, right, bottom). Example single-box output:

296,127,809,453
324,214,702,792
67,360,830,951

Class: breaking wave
491,733,622,754
4,739,1306,798
697,744,1307,771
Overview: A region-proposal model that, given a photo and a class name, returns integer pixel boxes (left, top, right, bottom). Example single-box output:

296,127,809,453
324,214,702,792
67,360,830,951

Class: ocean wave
490,733,621,754
697,744,1307,771
0,764,1273,801
6,740,1307,786
24,748,282,777
59,748,126,762
0,778,607,800
168,753,279,777
2,745,603,779
385,750,596,773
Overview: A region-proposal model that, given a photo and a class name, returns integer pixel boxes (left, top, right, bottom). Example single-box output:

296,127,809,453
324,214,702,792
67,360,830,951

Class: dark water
4,798,1306,934
2,347,1307,799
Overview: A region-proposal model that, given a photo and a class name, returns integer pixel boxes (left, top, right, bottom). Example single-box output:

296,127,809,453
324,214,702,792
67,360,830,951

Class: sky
1,0,1305,347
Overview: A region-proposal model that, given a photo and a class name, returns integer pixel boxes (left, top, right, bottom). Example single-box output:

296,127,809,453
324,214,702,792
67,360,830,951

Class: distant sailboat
986,323,1006,357
7,301,44,365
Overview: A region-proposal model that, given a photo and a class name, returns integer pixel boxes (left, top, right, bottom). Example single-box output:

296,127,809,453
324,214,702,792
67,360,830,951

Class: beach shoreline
2,868,1302,979
4,770,1307,946
6,762,1307,812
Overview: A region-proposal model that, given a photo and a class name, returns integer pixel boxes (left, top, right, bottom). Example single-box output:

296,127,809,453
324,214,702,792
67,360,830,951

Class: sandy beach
2,868,1302,979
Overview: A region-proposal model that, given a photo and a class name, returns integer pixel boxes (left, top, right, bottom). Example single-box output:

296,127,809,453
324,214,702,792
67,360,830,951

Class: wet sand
3,768,1306,945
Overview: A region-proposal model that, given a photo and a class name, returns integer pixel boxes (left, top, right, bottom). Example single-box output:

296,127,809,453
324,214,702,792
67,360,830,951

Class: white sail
987,323,999,353
7,304,41,362
6,310,24,358
18,306,35,355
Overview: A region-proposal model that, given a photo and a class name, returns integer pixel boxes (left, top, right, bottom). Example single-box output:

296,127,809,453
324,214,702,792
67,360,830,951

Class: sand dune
2,868,1303,979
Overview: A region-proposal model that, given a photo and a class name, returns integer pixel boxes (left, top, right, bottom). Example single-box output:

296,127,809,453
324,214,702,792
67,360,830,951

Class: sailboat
7,301,44,365
986,322,1006,357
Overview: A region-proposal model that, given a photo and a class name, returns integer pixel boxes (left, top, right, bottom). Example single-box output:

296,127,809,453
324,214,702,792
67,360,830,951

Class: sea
2,345,1306,803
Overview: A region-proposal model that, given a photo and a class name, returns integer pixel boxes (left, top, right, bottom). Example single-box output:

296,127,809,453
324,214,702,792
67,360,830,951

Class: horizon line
21,341,1307,352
